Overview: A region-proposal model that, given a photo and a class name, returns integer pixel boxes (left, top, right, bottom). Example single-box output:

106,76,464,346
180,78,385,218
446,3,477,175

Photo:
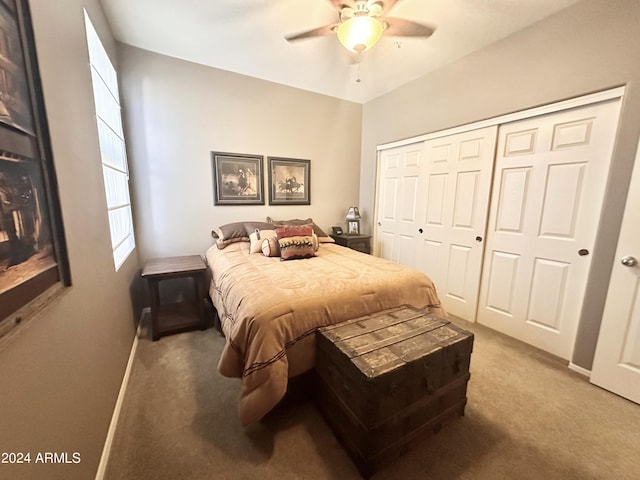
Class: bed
205,220,444,426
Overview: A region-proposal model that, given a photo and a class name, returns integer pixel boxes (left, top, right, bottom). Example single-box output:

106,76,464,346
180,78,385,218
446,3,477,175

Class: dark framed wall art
211,151,265,205
268,157,310,205
0,0,70,329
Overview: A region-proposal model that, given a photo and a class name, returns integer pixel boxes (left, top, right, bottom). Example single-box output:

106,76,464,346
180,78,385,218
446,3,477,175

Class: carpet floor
104,314,640,480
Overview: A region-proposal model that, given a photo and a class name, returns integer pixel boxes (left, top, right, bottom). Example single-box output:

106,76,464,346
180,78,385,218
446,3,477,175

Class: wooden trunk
315,305,474,477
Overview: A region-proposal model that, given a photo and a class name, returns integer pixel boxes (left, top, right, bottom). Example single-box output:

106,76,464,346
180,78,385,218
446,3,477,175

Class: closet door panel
418,126,498,321
478,99,622,359
376,143,424,264
485,250,519,315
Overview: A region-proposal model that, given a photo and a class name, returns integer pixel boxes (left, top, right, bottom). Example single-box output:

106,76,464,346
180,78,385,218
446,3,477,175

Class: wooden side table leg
149,278,161,341
195,272,206,330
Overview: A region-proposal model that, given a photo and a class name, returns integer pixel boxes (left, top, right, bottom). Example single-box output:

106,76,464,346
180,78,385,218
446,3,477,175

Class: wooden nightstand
330,234,372,254
141,255,207,341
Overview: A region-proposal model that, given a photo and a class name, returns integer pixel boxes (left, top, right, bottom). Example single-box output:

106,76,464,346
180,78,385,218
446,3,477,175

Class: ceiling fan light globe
337,16,383,53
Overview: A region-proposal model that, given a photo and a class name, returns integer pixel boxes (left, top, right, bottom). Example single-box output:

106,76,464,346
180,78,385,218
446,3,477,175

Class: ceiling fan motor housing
285,0,434,54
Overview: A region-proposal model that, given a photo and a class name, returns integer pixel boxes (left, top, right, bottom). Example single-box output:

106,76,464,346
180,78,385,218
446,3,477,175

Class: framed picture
268,157,310,205
211,151,264,205
0,0,70,328
347,220,360,235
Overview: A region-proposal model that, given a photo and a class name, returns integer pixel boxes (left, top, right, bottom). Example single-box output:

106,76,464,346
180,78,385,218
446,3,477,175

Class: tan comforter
205,241,444,426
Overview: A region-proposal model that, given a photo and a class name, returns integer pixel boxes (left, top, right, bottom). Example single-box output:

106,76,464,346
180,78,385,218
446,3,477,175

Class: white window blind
84,11,135,270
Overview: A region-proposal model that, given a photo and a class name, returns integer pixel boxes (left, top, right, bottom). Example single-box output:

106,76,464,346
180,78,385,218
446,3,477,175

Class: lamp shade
346,206,361,220
336,16,384,53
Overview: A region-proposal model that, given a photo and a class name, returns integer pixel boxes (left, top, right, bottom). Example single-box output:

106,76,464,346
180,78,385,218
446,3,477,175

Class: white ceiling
99,0,581,104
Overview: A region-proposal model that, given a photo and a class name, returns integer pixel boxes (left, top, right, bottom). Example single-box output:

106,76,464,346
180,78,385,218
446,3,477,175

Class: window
84,11,135,270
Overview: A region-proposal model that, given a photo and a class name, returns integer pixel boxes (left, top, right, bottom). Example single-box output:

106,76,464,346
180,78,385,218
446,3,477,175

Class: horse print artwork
0,0,70,327
211,151,265,205
0,160,56,290
268,157,310,205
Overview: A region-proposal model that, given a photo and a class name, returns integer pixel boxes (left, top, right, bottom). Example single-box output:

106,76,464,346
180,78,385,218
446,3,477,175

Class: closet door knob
475,236,483,242
418,228,423,234
621,256,637,267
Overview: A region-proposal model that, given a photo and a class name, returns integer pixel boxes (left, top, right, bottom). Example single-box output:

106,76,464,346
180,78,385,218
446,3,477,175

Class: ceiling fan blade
383,17,435,37
285,24,337,42
327,0,350,11
378,0,400,16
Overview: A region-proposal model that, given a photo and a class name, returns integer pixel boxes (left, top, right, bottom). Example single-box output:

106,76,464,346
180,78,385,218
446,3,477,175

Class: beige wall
0,1,140,479
360,0,640,369
118,45,363,263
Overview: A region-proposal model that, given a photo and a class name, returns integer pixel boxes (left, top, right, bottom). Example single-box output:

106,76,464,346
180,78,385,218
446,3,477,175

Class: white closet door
418,126,497,320
477,99,622,359
376,143,424,265
590,140,640,404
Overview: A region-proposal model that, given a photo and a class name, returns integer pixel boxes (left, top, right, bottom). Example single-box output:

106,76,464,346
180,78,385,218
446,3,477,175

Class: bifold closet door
477,99,622,360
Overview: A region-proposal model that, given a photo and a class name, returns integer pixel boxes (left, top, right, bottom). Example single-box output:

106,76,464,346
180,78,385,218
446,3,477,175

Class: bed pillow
260,232,317,257
261,236,280,257
211,221,251,249
244,222,273,235
276,225,316,261
266,216,333,243
249,229,277,254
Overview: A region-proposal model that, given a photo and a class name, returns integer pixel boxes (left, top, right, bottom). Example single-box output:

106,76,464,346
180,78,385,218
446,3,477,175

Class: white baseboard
568,362,591,378
94,316,143,479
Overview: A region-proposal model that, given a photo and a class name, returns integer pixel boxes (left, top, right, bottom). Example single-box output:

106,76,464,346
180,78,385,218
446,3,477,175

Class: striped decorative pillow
276,225,316,261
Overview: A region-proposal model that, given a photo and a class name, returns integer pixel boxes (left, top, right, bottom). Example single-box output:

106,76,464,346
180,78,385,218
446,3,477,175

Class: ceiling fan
285,0,435,53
